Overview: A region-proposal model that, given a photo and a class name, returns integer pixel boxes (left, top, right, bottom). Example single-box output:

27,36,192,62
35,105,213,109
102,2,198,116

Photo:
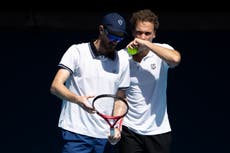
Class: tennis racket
92,94,129,137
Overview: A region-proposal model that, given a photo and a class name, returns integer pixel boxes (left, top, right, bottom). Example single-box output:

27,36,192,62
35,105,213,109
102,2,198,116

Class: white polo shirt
123,43,173,135
57,42,130,138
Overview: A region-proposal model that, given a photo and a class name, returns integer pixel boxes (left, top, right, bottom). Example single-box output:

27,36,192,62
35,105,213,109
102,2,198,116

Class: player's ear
99,25,105,34
152,31,156,38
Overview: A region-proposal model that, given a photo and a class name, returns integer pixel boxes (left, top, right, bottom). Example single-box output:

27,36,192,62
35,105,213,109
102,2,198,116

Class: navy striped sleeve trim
58,64,73,74
118,87,129,91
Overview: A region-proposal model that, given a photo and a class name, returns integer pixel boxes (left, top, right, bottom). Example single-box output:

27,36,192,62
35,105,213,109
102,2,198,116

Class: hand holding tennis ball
127,38,147,55
127,47,138,55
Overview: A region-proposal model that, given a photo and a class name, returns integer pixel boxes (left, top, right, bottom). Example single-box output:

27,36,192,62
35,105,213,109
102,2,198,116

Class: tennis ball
127,48,138,55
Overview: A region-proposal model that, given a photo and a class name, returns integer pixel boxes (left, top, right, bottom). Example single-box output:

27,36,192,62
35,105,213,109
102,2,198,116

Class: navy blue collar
90,41,116,60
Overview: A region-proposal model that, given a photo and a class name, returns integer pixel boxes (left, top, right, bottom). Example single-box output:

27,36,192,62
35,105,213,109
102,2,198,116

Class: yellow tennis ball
127,48,138,55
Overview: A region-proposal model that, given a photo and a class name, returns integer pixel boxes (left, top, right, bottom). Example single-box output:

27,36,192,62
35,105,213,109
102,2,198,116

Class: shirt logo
151,63,156,69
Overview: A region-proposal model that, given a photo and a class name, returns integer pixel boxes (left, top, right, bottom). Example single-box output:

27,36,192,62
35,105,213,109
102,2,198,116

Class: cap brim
106,26,127,36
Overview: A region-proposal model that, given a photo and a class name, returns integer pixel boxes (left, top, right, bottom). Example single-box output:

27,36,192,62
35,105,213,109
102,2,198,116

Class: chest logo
150,63,156,70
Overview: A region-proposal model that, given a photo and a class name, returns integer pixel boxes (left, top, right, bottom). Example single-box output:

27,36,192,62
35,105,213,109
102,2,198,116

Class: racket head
92,94,129,117
92,94,129,127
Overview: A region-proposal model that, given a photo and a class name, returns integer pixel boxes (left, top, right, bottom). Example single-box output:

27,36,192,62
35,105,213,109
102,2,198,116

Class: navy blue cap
102,12,127,34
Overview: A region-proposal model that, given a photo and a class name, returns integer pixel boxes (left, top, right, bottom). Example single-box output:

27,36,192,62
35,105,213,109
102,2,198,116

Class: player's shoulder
117,48,130,58
71,42,89,48
67,42,89,52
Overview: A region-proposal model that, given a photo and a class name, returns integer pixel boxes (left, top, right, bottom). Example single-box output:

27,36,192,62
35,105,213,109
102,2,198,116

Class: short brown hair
129,9,159,32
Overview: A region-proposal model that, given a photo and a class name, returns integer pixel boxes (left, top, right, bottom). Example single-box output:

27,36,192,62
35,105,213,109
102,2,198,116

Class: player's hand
127,38,148,53
77,95,96,113
108,128,121,145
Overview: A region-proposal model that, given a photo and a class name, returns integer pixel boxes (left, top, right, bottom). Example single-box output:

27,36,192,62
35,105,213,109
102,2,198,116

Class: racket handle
109,128,117,145
110,128,115,137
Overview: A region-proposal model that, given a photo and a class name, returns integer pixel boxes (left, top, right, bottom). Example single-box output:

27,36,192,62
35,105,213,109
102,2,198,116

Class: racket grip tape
110,128,115,137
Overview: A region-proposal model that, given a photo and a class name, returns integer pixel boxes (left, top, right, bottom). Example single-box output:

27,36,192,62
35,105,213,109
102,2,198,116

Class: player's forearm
116,89,126,99
147,41,181,67
50,82,79,103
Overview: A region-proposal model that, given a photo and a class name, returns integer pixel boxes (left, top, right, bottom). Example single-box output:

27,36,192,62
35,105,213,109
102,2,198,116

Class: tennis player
119,9,181,153
50,12,130,153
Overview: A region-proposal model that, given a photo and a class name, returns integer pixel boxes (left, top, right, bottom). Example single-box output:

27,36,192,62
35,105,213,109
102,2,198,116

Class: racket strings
93,97,128,117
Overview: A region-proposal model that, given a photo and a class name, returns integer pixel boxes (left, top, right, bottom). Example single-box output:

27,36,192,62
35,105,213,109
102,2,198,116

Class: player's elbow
50,82,58,96
169,52,181,67
174,53,181,65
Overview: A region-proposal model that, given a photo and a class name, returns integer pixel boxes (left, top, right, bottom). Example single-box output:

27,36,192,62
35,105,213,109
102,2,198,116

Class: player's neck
93,39,103,55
